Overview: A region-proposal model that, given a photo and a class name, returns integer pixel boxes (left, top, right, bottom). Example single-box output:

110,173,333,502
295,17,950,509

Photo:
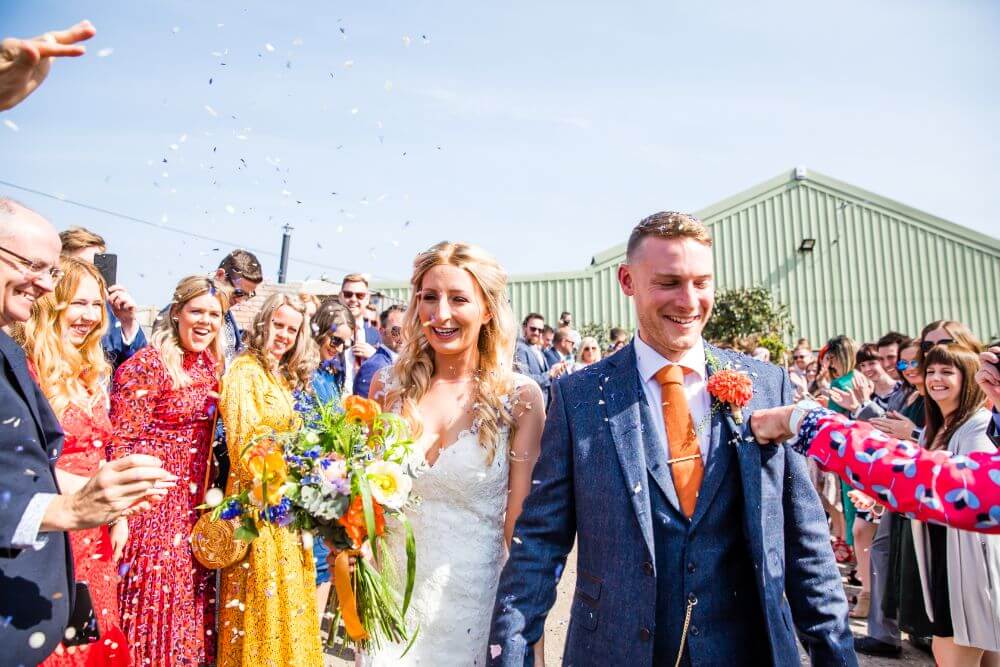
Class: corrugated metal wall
374,172,1000,344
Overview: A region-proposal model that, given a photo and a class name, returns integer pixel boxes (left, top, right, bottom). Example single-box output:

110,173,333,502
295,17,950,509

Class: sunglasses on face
389,326,402,337
527,326,544,334
341,290,367,300
920,338,955,353
897,359,920,371
328,335,351,349
793,354,809,360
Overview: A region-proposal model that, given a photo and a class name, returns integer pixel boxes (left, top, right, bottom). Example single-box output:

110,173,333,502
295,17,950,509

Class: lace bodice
366,371,527,666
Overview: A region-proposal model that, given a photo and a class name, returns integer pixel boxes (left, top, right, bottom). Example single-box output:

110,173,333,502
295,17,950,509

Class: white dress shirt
633,333,714,465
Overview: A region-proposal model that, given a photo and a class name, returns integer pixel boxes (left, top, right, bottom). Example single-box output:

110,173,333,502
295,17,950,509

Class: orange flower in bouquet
246,446,288,505
707,369,754,423
339,494,386,548
344,395,381,428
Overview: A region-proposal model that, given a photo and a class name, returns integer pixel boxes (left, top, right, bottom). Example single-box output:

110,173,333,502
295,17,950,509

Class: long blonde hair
243,293,318,391
386,241,517,464
152,275,229,389
20,257,110,418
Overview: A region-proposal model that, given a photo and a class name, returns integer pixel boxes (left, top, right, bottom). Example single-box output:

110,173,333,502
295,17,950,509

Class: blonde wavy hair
243,293,318,391
385,241,517,464
19,257,110,419
152,275,230,389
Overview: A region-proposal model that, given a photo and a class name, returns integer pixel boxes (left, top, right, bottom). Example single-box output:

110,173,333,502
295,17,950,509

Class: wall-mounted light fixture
798,238,816,252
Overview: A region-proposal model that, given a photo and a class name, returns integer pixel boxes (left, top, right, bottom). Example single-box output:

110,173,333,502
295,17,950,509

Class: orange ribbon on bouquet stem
334,550,368,641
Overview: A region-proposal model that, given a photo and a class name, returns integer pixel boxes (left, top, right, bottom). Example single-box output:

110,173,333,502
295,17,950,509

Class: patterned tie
654,364,703,518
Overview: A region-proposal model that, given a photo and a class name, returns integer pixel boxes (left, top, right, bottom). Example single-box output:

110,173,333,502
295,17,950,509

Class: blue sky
2,1,997,305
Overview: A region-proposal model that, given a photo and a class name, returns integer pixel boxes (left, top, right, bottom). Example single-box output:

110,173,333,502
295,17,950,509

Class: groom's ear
618,264,636,296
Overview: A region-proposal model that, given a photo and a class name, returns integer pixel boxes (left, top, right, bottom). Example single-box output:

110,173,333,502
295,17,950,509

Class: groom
490,213,855,666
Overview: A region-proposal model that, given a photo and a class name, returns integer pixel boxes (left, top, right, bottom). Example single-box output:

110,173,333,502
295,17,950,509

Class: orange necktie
654,364,703,517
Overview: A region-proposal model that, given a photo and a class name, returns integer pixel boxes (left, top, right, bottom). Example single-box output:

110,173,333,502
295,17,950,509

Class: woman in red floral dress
17,257,130,666
109,276,229,667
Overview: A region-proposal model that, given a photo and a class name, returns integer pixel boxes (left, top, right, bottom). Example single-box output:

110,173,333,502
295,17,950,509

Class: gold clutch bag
191,512,249,569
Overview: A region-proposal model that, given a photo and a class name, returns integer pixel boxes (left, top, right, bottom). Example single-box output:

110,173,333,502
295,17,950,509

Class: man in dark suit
0,199,176,665
354,305,406,399
492,212,855,666
514,313,566,405
545,326,576,370
59,227,146,370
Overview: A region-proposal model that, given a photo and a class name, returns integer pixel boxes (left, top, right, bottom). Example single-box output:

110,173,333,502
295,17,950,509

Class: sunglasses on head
341,290,367,300
897,359,920,371
920,338,955,353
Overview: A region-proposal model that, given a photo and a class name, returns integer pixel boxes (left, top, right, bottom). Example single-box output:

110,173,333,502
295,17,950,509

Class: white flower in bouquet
366,460,412,509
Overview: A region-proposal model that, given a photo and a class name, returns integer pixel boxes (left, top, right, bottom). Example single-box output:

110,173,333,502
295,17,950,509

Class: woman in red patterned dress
109,275,229,667
16,257,130,666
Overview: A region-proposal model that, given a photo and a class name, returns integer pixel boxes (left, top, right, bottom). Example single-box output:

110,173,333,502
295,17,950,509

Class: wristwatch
788,400,823,439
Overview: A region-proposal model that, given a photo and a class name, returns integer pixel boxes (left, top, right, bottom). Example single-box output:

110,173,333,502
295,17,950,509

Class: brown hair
218,249,263,283
856,343,880,365
626,211,712,260
919,320,982,363
824,335,859,378
59,226,106,255
152,275,230,389
244,293,318,391
341,273,369,288
922,343,985,450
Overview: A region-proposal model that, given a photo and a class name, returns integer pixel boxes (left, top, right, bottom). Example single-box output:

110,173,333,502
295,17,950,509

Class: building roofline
588,167,1000,267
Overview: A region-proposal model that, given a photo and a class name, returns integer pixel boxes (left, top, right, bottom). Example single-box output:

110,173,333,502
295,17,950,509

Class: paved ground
326,545,933,666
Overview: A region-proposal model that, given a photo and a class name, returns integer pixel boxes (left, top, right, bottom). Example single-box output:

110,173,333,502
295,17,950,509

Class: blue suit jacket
0,332,73,665
543,347,562,368
353,345,394,399
102,305,147,371
490,341,855,666
514,339,551,403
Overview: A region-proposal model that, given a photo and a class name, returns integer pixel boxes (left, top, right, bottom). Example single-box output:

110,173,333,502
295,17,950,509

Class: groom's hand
749,405,795,444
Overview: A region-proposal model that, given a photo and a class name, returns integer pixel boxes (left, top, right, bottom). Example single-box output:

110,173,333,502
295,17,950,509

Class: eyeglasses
0,245,63,283
793,354,809,360
897,359,920,371
921,338,955,353
527,326,544,334
341,290,368,301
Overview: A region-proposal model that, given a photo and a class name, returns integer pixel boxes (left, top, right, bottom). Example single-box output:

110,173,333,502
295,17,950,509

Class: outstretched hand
0,20,96,111
975,347,1000,407
69,454,176,528
749,405,795,444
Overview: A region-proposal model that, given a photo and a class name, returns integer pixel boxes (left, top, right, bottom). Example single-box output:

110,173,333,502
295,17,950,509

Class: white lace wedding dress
365,375,523,666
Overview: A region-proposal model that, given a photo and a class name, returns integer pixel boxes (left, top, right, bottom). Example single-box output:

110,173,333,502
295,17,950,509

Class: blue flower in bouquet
304,446,321,460
260,497,294,526
219,499,243,521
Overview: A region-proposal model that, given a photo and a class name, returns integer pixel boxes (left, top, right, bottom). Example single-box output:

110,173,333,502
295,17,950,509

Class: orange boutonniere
338,495,386,548
343,395,381,429
707,369,754,424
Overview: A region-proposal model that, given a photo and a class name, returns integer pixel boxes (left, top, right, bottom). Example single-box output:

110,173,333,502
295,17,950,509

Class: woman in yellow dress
217,293,322,666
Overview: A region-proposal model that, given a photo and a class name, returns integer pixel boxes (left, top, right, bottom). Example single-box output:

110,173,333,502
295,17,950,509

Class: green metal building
375,168,1000,345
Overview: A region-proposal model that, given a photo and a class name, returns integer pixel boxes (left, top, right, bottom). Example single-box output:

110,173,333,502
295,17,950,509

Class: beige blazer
912,408,1000,649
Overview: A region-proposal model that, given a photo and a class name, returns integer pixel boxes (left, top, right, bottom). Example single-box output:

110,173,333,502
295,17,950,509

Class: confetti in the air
96,47,114,57
205,105,218,117
3,119,18,132
264,43,276,53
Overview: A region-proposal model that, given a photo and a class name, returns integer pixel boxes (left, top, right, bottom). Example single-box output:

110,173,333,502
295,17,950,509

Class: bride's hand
325,540,372,574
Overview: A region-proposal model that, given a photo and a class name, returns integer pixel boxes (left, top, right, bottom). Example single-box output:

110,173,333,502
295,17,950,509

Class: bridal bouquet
207,394,418,651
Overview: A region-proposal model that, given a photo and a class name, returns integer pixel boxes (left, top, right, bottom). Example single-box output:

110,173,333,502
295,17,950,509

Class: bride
365,241,546,666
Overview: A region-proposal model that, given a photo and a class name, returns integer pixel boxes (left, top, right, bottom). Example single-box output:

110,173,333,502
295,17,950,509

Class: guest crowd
3,17,1000,667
